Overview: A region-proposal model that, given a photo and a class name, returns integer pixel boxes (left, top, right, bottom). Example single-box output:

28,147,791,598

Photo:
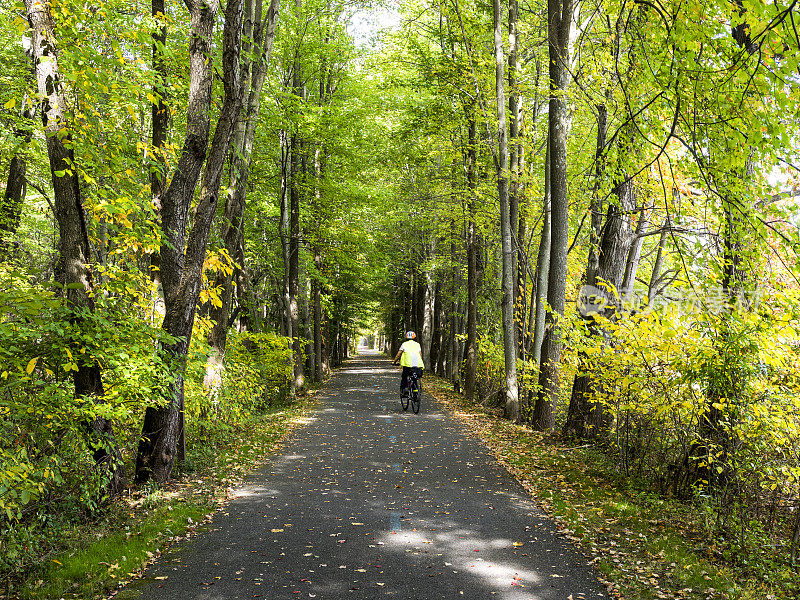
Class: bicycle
401,369,421,414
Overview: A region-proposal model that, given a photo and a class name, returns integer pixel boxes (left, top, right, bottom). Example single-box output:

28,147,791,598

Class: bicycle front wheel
411,388,420,414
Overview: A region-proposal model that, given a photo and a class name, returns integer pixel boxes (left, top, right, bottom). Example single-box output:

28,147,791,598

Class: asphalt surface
123,351,608,600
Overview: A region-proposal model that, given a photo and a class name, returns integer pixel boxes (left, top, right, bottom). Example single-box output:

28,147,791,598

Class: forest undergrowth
426,376,799,600
0,394,318,600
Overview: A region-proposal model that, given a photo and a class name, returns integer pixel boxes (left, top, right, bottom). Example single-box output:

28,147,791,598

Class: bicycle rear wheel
411,387,420,414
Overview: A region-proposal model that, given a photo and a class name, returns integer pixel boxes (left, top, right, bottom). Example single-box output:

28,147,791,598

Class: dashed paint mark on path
389,511,403,532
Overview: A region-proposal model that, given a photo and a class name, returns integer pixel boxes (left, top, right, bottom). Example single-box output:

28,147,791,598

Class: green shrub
185,332,293,441
0,265,176,575
581,292,800,568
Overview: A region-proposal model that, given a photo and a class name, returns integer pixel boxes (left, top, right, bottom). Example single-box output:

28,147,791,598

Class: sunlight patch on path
377,526,546,599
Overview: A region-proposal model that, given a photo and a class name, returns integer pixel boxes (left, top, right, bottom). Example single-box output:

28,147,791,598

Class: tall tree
136,0,246,484
206,0,281,391
24,0,125,494
149,0,169,290
494,0,520,421
288,0,306,394
563,167,636,438
532,139,550,367
508,0,524,356
690,13,763,493
463,102,479,403
532,0,574,430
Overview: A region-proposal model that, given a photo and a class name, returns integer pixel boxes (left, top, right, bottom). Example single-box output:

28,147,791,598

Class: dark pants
401,367,423,391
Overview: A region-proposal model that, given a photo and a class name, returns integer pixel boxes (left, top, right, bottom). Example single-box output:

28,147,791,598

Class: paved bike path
125,351,608,600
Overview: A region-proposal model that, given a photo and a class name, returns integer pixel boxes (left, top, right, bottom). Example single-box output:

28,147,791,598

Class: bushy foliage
456,286,800,565
578,291,800,564
0,263,295,578
185,332,293,441
0,267,178,574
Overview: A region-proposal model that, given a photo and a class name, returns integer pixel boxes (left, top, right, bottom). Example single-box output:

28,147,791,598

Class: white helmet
406,331,415,339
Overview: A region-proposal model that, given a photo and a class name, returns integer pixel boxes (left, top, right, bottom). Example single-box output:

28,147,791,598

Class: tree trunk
448,217,461,388
414,270,425,335
309,26,335,381
494,0,520,421
310,147,322,382
421,264,435,366
696,209,746,490
430,279,442,374
532,139,551,368
621,203,648,300
279,129,292,338
136,0,245,484
791,503,800,565
508,0,525,359
388,277,404,356
25,0,126,495
585,98,610,285
648,215,670,303
401,269,412,337
0,85,35,258
563,176,636,438
696,153,754,491
1,151,28,259
563,59,636,439
302,270,313,376
148,0,168,297
288,0,306,393
289,130,303,392
416,270,426,336
329,301,340,367
313,248,323,380
532,0,574,431
464,105,478,403
205,0,281,391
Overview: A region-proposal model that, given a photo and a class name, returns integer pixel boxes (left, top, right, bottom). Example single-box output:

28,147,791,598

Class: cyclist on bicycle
392,331,424,396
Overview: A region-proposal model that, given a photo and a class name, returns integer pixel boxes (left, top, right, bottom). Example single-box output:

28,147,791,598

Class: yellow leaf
26,358,38,374
4,98,16,110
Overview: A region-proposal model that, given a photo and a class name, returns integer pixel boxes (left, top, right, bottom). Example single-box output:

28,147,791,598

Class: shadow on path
120,351,607,600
